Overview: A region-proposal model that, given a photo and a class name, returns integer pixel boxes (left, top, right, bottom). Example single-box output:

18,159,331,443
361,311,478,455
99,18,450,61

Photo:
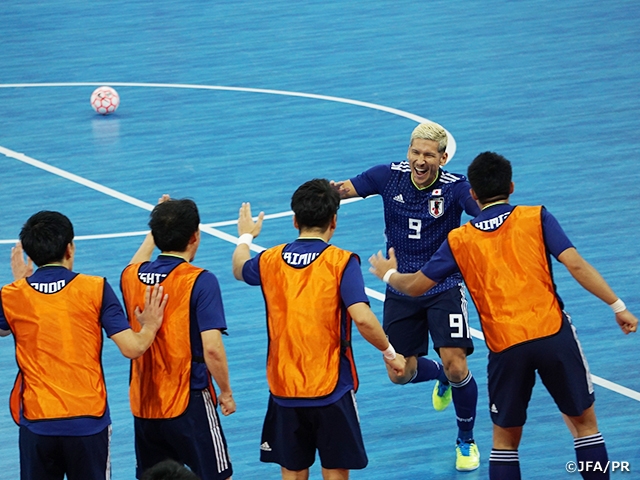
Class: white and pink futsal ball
90,86,120,115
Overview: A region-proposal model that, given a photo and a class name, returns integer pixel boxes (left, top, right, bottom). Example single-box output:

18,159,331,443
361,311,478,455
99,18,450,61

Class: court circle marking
0,81,456,244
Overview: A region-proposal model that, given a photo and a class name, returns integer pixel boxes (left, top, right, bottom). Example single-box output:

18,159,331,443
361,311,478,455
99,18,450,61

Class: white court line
0,82,457,161
3,147,639,402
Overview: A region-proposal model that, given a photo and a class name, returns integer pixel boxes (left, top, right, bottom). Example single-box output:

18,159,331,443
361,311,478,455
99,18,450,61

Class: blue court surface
1,1,639,478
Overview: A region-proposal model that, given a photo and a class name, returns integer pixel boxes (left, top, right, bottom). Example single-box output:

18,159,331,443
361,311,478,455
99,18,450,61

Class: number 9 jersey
350,161,480,296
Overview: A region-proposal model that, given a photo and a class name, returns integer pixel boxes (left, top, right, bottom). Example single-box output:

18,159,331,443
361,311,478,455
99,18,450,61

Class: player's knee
443,360,468,383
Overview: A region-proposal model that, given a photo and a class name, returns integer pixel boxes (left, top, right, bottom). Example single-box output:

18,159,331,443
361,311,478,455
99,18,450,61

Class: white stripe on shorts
566,312,594,395
202,389,231,473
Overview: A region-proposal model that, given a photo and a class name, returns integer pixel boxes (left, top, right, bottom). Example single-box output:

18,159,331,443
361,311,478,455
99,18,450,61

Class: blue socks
451,371,477,441
490,449,521,479
409,357,448,384
574,433,609,479
410,359,477,442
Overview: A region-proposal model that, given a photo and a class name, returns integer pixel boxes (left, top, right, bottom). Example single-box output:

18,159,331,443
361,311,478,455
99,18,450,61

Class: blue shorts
383,285,474,357
19,424,111,480
487,314,595,428
134,389,232,480
260,391,368,471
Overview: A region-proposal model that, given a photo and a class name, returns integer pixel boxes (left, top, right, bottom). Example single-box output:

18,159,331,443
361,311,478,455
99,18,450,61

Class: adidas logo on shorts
491,404,498,414
260,442,272,452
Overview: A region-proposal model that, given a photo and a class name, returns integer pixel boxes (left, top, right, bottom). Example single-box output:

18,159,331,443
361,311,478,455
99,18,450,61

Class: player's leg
563,406,609,480
315,391,367,474
490,425,523,480
383,290,447,385
321,467,349,479
63,425,111,480
281,467,310,480
170,389,233,480
428,286,478,471
538,315,608,480
18,427,65,480
487,343,536,480
260,397,317,476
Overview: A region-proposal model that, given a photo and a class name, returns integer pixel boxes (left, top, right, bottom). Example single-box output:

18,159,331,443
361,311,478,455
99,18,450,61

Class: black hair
140,459,200,480
149,199,200,252
467,151,512,203
291,178,340,231
19,211,74,267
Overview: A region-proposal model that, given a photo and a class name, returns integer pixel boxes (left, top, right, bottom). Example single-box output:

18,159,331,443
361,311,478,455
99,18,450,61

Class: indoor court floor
1,1,639,478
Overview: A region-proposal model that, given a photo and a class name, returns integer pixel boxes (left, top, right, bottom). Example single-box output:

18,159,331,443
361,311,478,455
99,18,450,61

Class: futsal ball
90,86,120,115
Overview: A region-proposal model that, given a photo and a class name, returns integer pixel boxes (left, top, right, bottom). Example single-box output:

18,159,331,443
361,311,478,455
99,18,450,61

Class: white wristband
609,299,626,313
382,268,397,284
237,233,253,246
382,343,397,360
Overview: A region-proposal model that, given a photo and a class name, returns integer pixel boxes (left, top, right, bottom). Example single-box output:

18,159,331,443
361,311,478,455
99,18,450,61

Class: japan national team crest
429,197,444,218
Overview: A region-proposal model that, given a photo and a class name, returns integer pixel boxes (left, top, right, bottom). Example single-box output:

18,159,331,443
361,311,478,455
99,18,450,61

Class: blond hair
410,122,447,153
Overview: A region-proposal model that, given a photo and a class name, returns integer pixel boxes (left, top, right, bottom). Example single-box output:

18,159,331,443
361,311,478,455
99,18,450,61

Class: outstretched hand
368,247,398,280
237,202,264,239
11,242,33,281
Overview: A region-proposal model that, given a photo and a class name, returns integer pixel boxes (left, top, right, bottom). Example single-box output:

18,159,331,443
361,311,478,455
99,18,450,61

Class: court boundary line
1,145,639,402
0,81,458,160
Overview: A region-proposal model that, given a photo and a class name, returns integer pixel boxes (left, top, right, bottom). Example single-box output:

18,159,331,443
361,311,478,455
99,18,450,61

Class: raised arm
558,247,637,334
347,302,405,376
129,195,171,264
231,202,264,281
369,247,437,296
201,329,236,416
110,285,168,358
329,179,360,199
11,242,34,281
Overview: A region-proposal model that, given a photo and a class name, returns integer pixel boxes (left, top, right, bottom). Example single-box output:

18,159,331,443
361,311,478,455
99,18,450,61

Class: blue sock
489,449,521,480
451,371,477,441
410,357,448,384
574,433,609,479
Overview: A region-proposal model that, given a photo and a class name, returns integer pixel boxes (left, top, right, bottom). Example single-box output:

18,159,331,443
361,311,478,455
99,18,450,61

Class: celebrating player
369,151,638,480
232,179,406,480
0,211,167,480
331,121,481,471
121,198,235,480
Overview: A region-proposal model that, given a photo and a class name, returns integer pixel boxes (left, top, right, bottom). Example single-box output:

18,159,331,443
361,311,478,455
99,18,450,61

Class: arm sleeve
541,207,574,259
349,164,392,198
193,271,227,332
455,180,481,217
241,252,263,286
101,280,131,337
340,256,370,307
420,240,460,283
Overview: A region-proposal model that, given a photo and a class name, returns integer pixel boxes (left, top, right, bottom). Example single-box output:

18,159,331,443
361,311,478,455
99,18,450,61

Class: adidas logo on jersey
393,194,405,203
260,442,272,452
490,404,498,414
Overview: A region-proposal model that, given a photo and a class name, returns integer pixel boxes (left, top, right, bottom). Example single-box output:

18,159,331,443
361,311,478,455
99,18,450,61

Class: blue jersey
129,255,228,390
0,266,130,436
351,162,480,296
422,204,574,307
242,238,369,407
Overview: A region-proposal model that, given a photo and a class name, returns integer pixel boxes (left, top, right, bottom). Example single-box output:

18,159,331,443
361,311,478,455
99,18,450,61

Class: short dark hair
291,179,340,231
149,199,200,252
140,459,200,480
467,152,512,203
19,211,74,267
